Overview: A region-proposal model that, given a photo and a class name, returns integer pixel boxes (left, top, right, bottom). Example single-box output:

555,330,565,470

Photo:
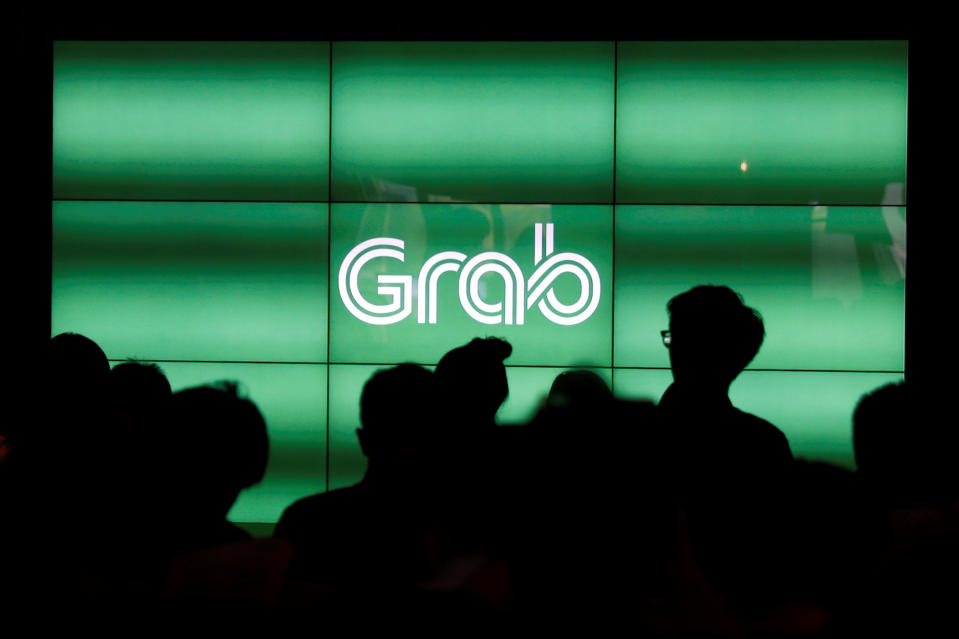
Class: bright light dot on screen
740,160,749,173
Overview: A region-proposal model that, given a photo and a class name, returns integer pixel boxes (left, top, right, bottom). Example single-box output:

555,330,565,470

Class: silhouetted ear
356,427,369,458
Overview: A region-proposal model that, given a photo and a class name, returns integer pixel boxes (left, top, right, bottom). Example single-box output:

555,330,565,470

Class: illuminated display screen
616,41,908,205
615,205,905,372
53,41,331,201
51,41,908,523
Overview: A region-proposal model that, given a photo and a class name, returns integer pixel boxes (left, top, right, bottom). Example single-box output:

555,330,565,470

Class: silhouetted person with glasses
657,285,793,621
658,285,792,464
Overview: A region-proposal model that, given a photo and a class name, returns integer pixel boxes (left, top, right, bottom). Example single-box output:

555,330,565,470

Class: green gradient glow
54,41,330,201
52,202,329,362
329,364,613,489
614,205,905,371
612,368,904,469
330,203,612,366
49,41,910,523
152,362,327,524
328,364,376,491
617,41,907,205
332,42,614,203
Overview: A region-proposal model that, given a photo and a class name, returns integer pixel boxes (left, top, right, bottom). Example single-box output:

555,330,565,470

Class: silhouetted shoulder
732,408,793,463
274,484,366,540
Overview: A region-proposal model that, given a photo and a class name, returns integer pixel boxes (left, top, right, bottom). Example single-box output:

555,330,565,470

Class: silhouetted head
666,286,764,388
103,362,173,503
434,337,512,428
853,381,955,505
109,361,172,420
527,370,612,438
548,369,613,411
48,332,110,398
167,382,269,517
357,363,435,468
40,333,110,461
853,382,909,477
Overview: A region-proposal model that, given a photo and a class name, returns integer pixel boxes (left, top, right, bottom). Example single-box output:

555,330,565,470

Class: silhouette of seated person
93,362,175,573
519,375,675,627
3,334,112,612
275,364,439,590
25,333,111,535
159,382,269,562
430,338,516,562
39,333,111,471
853,381,957,509
522,369,618,501
850,381,959,634
104,361,172,486
656,285,793,618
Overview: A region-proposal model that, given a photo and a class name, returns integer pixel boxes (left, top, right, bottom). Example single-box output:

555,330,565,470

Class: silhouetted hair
360,363,434,435
852,381,909,475
434,338,512,426
667,285,764,372
41,333,110,453
853,381,957,505
48,332,110,388
169,382,269,495
110,360,172,412
548,369,612,410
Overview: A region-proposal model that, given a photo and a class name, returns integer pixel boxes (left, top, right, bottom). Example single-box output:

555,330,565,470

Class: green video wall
52,41,907,523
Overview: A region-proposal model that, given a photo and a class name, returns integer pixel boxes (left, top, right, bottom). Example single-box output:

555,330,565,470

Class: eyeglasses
660,330,671,347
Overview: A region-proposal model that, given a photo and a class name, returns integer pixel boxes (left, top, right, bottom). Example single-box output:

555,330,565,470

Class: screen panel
54,41,330,201
331,41,615,203
614,205,906,371
613,368,904,468
330,203,612,366
616,41,908,205
52,201,329,362
152,361,328,524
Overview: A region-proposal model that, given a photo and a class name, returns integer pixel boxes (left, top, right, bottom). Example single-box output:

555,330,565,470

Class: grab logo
339,223,601,326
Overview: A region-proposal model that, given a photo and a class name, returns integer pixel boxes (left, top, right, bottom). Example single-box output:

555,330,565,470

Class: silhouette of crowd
2,285,955,635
